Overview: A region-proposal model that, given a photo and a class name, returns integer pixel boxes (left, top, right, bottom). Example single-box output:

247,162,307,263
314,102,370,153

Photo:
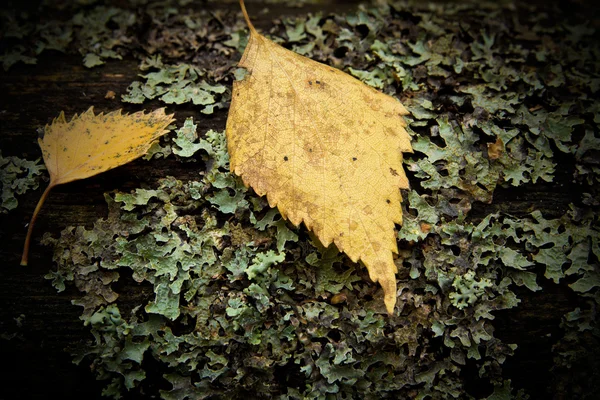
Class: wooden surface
0,1,598,399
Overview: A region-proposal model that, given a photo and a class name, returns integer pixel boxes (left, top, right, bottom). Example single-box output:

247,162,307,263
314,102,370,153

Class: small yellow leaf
21,107,174,266
226,1,412,314
40,107,174,186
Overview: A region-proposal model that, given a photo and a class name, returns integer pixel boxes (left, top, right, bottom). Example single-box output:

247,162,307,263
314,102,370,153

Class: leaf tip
82,106,96,119
383,279,397,315
53,111,67,125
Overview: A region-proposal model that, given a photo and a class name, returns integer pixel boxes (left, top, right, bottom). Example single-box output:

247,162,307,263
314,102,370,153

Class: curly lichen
449,270,493,310
42,119,598,398
0,151,45,213
122,57,228,114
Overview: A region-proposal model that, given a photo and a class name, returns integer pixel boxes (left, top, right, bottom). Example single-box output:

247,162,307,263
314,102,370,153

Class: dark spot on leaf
352,157,357,161
315,80,321,85
284,156,288,161
386,199,391,204
390,168,399,176
308,80,312,85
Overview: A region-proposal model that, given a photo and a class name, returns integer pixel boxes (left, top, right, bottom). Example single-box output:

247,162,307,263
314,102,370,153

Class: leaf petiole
239,0,257,35
21,183,55,266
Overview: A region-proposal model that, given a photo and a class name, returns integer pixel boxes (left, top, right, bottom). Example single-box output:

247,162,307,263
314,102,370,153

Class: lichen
121,57,228,114
0,151,45,213
449,270,493,310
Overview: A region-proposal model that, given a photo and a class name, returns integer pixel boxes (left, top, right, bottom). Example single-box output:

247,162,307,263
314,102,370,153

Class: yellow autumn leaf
21,107,175,266
226,1,412,314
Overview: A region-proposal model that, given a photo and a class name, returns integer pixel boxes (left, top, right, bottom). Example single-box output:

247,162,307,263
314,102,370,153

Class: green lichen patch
0,2,246,72
0,6,136,70
43,117,598,398
122,56,227,113
0,151,45,213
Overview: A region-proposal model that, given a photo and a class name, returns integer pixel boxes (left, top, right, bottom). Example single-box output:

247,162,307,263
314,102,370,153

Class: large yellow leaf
226,1,412,314
21,107,174,266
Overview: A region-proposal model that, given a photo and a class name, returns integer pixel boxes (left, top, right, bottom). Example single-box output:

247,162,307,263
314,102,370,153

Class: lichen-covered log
0,0,598,399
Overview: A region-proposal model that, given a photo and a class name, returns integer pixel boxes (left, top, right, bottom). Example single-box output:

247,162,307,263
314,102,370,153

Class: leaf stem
239,0,257,35
20,183,54,266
